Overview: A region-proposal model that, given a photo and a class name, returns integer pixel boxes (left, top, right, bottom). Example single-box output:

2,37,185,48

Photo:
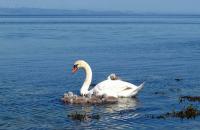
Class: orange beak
72,65,78,73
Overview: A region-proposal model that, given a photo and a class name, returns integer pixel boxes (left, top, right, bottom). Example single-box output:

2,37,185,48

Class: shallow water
0,15,200,129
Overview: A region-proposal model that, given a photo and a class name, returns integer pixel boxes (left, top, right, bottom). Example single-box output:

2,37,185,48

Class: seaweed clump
180,96,200,103
154,91,166,95
174,78,183,82
146,105,200,119
172,105,200,119
68,112,100,121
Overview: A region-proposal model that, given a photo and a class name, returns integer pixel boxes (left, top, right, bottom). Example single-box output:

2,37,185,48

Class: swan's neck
80,63,92,94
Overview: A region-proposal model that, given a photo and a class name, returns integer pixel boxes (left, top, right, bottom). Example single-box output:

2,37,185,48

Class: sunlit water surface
0,16,200,129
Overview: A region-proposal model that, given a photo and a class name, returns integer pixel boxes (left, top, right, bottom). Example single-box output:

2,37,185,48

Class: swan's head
72,60,92,96
72,60,89,73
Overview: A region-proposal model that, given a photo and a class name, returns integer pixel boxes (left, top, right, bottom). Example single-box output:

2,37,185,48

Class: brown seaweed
180,96,200,103
174,78,183,81
68,112,100,121
146,105,200,119
154,91,166,95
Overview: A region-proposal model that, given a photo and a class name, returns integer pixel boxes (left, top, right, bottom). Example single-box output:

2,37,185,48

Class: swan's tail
128,82,145,97
137,81,145,91
132,82,145,94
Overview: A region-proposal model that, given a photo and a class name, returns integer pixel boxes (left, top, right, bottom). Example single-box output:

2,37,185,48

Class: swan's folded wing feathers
122,86,132,91
92,79,143,97
94,80,132,92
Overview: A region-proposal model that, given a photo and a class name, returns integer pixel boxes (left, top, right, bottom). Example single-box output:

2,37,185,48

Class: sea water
0,15,200,129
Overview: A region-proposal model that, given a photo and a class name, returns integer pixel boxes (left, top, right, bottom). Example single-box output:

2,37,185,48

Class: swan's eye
73,64,78,68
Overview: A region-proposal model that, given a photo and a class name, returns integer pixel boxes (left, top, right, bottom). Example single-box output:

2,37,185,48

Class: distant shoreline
0,14,200,18
0,8,200,17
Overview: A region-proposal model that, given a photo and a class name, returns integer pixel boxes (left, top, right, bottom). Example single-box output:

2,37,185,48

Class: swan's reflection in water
66,98,140,129
78,97,139,116
103,98,138,113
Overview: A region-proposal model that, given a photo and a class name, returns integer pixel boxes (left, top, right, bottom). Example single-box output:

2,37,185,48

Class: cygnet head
107,73,119,80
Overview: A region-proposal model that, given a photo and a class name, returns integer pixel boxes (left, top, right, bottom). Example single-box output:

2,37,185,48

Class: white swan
72,60,144,98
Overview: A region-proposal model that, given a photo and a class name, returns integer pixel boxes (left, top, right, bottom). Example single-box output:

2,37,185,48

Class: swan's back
91,79,142,97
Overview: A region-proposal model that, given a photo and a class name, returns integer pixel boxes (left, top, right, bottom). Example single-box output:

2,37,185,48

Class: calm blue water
0,16,200,129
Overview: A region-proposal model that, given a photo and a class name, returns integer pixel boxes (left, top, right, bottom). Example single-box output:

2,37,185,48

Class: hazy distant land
0,8,199,16
0,8,130,16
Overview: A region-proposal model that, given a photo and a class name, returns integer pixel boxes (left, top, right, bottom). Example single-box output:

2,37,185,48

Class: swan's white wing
91,80,144,97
